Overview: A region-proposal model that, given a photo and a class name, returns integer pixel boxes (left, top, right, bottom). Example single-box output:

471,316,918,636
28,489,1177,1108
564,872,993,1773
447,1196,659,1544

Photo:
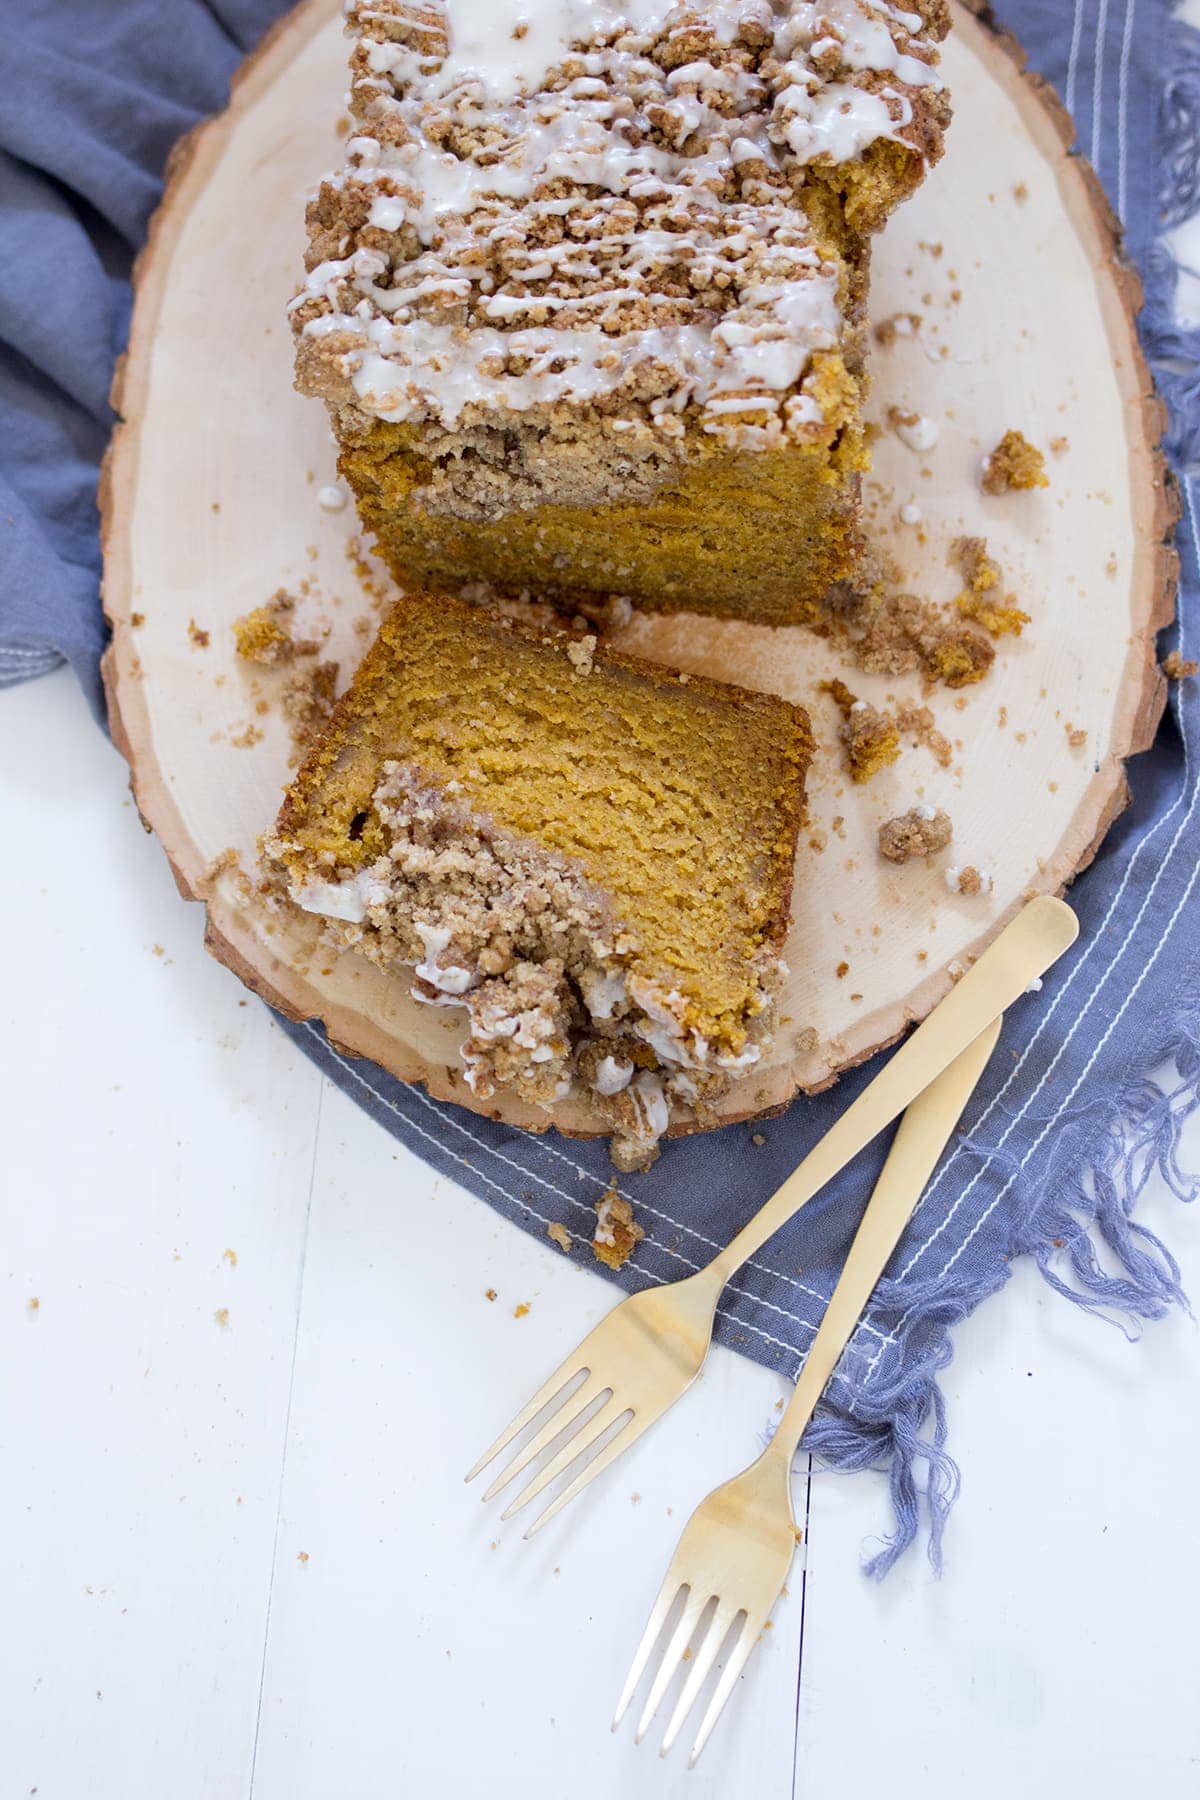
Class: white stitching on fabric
1116,0,1136,221
399,1070,831,1342
305,1023,812,1363
1066,0,1086,119
1091,0,1111,167
405,1066,890,1340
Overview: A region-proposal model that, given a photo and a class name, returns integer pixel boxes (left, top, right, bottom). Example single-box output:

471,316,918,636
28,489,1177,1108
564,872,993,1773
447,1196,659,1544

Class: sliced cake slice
292,0,951,626
267,594,813,1166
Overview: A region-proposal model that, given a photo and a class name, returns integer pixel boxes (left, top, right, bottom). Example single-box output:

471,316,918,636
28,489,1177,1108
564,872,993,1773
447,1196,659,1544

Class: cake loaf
268,594,813,1166
292,0,951,626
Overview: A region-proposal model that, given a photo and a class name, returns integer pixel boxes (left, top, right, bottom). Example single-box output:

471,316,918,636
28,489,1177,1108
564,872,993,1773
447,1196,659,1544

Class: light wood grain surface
3,663,1199,1798
101,0,1173,1139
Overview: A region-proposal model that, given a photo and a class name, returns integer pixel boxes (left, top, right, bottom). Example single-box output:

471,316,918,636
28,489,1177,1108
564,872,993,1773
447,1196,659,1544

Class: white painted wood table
3,663,1199,1797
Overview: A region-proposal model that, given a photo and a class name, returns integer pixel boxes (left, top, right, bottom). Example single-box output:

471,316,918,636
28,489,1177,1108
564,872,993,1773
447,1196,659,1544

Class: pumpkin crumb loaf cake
267,594,813,1166
291,0,951,626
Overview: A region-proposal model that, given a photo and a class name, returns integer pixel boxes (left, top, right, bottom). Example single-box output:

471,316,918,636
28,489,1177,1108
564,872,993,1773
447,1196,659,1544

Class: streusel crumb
592,1188,644,1271
821,679,901,783
980,429,1048,495
950,536,1030,638
878,806,953,862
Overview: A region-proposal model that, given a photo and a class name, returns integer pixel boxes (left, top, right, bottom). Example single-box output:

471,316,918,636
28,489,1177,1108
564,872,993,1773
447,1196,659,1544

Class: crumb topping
944,862,992,895
980,428,1048,494
269,759,784,1168
878,802,951,861
281,660,340,753
292,0,949,452
821,676,900,782
592,1186,645,1266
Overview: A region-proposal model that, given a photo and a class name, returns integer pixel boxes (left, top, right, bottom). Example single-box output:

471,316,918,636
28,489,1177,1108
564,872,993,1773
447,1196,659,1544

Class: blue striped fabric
2,0,1197,1569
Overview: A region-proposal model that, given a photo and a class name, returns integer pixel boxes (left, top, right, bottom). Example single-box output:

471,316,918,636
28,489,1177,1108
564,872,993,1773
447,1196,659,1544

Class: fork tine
634,1588,711,1744
686,1614,764,1768
480,1374,607,1503
657,1601,743,1757
464,1355,590,1484
613,1575,687,1730
498,1393,622,1519
521,1406,651,1538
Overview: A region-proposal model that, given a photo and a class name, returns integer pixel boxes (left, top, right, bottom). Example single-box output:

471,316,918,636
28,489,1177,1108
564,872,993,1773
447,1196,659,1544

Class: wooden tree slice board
102,0,1176,1140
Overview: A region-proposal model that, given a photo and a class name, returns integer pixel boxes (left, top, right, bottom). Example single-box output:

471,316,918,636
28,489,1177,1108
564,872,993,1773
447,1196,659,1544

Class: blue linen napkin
3,0,1198,1572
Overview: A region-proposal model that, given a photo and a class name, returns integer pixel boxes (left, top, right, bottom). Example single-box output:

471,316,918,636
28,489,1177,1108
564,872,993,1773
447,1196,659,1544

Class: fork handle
709,896,1076,1286
767,1017,1001,1462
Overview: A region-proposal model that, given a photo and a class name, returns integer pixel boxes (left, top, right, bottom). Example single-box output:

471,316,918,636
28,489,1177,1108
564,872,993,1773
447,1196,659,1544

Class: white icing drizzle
413,920,478,993
290,870,389,922
594,1053,634,1094
293,0,946,442
892,410,939,452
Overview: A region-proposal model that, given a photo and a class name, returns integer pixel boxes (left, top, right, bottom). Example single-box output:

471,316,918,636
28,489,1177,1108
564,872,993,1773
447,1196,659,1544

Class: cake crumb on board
945,864,993,896
820,679,900,783
546,1221,572,1254
950,537,1030,638
232,590,321,665
878,805,953,863
980,429,1048,493
592,1187,644,1270
1163,651,1198,680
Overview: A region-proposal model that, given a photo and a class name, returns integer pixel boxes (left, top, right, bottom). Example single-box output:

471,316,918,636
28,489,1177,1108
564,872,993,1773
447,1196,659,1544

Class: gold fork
613,1015,1002,1765
465,897,1077,1537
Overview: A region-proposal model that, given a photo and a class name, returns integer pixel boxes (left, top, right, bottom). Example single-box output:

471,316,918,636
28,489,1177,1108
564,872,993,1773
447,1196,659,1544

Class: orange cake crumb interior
277,594,812,1044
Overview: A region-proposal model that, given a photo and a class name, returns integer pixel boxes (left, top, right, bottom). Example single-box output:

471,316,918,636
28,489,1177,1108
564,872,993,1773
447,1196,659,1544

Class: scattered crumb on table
546,1221,571,1254
1163,651,1198,680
